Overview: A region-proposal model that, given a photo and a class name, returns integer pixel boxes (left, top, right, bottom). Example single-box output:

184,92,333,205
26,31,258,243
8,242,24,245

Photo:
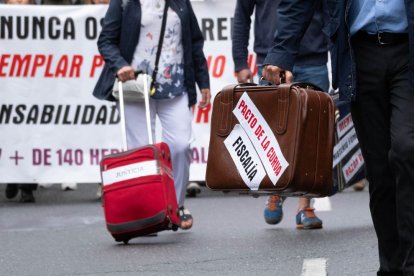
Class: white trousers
123,93,192,207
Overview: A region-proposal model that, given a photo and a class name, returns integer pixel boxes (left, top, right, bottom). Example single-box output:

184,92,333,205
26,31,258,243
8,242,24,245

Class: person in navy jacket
263,0,414,274
232,0,328,230
94,0,211,230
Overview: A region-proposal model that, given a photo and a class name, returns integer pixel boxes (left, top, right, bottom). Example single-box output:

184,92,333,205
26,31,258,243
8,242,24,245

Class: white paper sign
223,124,266,190
332,128,359,168
232,92,289,185
342,149,364,183
336,113,354,139
101,160,159,186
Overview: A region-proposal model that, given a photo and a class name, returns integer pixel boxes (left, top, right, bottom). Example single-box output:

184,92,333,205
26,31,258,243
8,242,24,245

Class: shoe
178,206,193,230
5,184,18,199
186,182,201,198
353,179,366,191
264,195,284,225
61,183,77,191
20,189,35,203
296,207,322,229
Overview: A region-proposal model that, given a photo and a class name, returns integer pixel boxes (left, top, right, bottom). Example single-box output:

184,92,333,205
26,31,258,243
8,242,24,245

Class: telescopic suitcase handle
118,76,153,151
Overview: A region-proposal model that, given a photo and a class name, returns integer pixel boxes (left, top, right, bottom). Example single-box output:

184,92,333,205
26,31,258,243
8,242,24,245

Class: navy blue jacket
232,0,328,72
264,0,414,103
93,0,210,107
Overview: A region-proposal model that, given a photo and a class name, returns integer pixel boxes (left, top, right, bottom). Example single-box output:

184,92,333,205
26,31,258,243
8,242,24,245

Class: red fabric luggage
100,79,180,244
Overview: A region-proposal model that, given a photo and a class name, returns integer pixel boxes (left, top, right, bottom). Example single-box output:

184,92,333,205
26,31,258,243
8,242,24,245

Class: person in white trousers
93,0,211,230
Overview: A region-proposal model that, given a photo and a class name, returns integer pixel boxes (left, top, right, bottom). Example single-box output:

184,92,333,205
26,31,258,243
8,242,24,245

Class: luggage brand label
233,92,289,185
101,160,159,186
224,124,266,190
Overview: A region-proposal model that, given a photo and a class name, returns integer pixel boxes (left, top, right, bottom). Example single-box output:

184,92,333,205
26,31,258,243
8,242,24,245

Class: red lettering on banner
338,115,352,132
31,55,46,77
244,109,251,120
89,148,120,165
247,54,257,75
45,56,54,77
241,105,247,116
0,54,84,78
10,55,31,77
238,99,246,110
254,125,264,140
345,158,359,177
238,101,258,129
90,55,104,77
32,148,52,166
261,136,270,150
207,55,226,78
55,55,69,77
358,152,364,162
70,55,82,77
191,147,208,164
265,146,282,176
191,103,211,123
0,54,11,77
249,117,257,128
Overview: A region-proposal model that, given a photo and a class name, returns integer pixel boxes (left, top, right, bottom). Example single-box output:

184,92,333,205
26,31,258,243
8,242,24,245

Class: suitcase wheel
172,225,178,231
122,239,129,245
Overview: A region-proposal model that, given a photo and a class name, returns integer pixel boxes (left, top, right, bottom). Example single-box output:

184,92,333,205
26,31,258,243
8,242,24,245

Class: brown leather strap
216,82,315,136
275,83,291,134
216,84,237,137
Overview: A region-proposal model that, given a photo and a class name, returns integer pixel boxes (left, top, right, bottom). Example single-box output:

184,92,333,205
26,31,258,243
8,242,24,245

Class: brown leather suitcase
205,83,335,197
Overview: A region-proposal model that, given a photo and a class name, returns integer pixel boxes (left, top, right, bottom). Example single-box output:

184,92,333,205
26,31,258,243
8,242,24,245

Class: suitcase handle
215,83,292,136
117,75,153,151
215,81,322,137
235,82,258,88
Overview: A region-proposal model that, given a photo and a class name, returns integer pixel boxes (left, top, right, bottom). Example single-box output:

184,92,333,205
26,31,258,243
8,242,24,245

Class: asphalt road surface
0,184,378,276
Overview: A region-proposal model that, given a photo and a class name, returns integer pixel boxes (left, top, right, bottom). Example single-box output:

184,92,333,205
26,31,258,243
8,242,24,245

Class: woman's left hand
198,88,211,109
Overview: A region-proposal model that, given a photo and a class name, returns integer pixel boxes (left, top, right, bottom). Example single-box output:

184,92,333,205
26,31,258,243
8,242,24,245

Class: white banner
0,1,255,183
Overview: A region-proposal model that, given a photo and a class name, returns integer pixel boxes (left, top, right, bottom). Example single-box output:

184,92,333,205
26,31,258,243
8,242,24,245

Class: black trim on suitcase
107,210,166,233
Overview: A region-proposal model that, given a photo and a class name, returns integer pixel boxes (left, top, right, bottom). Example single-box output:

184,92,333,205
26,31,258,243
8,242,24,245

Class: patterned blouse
131,0,186,99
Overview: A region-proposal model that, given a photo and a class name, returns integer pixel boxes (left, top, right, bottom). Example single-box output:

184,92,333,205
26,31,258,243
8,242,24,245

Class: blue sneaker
296,208,323,229
264,195,284,225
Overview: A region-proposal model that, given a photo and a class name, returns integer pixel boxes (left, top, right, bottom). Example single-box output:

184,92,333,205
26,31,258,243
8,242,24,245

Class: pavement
0,183,378,276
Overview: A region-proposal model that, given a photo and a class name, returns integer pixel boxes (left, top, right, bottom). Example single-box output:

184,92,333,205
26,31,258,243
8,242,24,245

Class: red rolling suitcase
100,78,180,244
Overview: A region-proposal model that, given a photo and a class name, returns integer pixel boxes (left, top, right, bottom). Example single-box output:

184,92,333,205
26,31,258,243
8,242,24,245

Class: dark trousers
351,36,414,275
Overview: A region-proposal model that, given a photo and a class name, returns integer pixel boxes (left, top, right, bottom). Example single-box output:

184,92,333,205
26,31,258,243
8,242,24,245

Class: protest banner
0,1,256,183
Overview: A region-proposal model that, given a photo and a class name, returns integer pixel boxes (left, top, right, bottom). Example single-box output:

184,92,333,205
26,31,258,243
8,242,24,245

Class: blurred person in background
232,0,328,229
3,0,37,203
